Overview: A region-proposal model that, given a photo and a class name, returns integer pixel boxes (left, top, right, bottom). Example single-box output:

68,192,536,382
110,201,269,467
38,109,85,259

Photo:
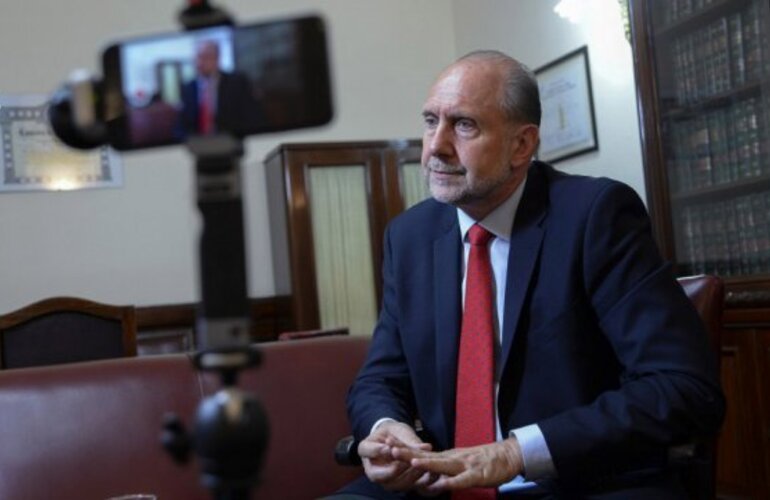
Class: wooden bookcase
630,0,770,497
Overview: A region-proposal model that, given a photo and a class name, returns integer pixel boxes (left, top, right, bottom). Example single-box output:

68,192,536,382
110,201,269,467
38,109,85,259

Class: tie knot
468,224,494,246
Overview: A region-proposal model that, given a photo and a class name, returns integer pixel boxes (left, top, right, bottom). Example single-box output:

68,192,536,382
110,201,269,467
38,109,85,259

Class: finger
410,456,464,476
384,435,408,448
358,441,391,460
367,460,409,483
391,445,433,462
384,465,426,490
390,467,423,489
414,472,442,497
414,471,439,488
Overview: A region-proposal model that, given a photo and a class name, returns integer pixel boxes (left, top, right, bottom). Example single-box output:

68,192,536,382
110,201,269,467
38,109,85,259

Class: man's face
421,60,528,219
196,43,220,77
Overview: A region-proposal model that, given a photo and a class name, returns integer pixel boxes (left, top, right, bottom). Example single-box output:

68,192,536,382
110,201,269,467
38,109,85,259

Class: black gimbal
160,3,269,500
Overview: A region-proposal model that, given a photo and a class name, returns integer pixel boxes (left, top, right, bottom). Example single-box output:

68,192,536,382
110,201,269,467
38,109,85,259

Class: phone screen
102,15,333,150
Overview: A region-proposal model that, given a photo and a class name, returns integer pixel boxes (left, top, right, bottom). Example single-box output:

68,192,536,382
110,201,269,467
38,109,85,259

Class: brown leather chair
676,274,724,500
678,275,723,359
0,296,137,369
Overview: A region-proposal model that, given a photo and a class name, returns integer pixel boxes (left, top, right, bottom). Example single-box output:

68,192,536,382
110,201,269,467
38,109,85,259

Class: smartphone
101,15,333,150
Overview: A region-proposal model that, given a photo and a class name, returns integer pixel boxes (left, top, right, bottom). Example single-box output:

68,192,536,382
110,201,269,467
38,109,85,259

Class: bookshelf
652,0,770,278
630,0,770,497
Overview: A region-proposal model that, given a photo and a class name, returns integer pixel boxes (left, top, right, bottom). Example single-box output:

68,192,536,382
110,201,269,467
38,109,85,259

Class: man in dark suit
178,39,263,137
340,51,724,498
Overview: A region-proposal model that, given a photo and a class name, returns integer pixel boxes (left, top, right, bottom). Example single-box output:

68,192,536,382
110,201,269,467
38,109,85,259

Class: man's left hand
391,437,524,493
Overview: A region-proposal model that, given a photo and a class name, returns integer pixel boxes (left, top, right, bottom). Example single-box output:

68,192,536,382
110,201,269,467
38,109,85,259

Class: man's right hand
357,420,437,492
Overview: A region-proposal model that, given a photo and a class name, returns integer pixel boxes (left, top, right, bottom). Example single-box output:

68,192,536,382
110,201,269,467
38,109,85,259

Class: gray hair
457,50,541,127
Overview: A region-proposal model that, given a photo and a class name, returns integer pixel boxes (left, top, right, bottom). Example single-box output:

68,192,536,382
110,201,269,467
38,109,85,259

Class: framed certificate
535,46,599,164
0,94,121,192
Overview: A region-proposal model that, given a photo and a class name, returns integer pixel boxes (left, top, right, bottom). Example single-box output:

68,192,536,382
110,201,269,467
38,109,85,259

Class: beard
423,157,512,207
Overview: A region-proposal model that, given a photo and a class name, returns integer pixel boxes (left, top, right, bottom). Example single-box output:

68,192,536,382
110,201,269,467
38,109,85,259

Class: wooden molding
135,295,294,343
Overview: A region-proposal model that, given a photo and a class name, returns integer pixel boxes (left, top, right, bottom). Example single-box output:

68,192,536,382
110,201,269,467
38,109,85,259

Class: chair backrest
0,296,137,369
678,274,724,360
676,274,724,500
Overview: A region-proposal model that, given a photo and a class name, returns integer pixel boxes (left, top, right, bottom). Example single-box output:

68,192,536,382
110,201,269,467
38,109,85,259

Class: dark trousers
324,471,687,500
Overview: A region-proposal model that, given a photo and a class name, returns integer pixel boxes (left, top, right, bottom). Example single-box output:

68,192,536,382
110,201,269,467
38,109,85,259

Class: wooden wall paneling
718,326,760,497
134,296,294,350
754,328,770,497
250,295,293,341
722,306,770,498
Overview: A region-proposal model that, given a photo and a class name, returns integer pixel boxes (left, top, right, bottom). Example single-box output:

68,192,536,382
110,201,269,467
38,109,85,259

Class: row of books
669,0,766,106
667,96,769,193
678,190,770,277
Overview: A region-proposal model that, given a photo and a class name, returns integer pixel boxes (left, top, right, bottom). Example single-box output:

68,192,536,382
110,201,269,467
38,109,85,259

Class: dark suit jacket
346,161,724,494
178,71,263,137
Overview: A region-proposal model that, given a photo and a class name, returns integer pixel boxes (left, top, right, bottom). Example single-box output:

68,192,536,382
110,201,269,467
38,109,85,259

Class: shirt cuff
370,417,399,436
509,424,557,480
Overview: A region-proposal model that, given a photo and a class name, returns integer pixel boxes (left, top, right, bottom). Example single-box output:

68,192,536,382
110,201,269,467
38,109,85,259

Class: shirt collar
457,176,527,243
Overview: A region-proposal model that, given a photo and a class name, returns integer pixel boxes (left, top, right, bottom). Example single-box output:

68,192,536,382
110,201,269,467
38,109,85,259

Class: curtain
401,162,430,209
308,166,377,336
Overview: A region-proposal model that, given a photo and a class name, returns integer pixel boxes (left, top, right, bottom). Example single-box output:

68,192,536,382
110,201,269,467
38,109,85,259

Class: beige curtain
308,166,378,336
401,162,430,209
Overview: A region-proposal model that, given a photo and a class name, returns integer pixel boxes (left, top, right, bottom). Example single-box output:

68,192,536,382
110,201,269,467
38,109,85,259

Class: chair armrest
334,435,362,466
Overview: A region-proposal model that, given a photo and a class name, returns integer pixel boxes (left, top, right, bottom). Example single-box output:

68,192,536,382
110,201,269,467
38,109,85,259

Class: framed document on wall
535,46,598,164
0,94,121,192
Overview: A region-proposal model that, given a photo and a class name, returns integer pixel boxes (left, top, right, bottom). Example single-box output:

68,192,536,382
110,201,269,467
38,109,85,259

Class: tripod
161,3,269,499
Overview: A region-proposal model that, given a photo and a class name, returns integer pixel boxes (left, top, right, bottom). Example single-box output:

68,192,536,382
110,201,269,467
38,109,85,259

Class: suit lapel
500,163,548,369
433,208,462,446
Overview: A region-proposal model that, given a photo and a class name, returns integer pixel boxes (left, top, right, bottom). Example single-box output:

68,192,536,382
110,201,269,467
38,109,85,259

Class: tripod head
163,346,269,499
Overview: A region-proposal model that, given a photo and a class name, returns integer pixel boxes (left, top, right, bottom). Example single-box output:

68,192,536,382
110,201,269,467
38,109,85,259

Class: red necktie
198,79,213,134
454,223,496,500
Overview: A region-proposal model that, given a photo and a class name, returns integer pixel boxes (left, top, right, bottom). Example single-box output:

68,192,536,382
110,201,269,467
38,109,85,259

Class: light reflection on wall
553,0,632,87
46,176,81,191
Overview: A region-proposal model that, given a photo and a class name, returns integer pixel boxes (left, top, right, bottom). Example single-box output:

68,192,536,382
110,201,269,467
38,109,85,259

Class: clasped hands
358,421,524,495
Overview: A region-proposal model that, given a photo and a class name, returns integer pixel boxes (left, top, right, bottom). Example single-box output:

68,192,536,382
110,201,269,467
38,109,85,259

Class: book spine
729,12,746,87
725,200,741,276
691,116,713,188
751,193,770,273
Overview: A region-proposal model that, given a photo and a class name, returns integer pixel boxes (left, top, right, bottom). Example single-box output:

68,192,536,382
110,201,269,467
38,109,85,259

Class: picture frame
534,46,598,164
0,94,122,193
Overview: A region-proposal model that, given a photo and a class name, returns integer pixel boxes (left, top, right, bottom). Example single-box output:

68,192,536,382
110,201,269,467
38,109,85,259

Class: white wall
0,0,646,313
451,0,646,198
0,0,456,312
